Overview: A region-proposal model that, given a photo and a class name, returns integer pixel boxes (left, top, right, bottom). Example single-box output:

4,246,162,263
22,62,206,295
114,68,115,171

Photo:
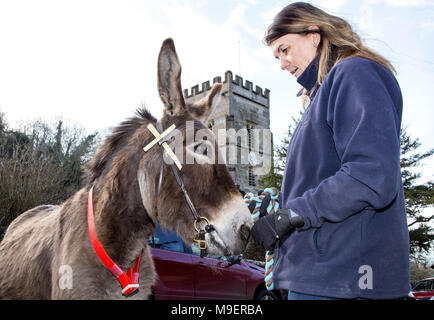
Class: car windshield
412,280,433,291
149,224,238,262
148,225,186,253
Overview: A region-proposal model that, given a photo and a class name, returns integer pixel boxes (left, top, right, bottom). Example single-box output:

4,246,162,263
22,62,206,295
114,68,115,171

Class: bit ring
194,217,210,233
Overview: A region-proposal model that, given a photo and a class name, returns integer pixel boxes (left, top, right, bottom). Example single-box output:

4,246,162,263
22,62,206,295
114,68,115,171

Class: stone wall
184,71,271,194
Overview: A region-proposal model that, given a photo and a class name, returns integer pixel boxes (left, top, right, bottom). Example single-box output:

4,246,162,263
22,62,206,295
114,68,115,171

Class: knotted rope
244,187,279,291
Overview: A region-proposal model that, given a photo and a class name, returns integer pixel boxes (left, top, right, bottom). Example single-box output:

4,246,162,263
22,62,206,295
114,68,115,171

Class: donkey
0,38,253,299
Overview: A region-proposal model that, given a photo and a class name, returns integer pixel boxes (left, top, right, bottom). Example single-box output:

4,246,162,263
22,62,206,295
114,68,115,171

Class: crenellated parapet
184,70,270,102
182,70,271,194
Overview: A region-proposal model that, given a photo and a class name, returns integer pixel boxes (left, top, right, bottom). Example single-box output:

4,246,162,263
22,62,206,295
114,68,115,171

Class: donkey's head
138,38,252,256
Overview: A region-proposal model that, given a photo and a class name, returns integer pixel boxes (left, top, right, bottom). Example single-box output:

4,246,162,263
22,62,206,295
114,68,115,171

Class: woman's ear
308,25,321,48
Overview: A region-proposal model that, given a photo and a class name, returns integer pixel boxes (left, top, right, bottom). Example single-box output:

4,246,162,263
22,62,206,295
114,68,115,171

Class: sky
1,0,433,176
0,1,433,233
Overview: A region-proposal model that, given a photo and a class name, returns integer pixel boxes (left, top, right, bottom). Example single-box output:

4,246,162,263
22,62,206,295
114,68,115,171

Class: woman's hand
251,208,305,251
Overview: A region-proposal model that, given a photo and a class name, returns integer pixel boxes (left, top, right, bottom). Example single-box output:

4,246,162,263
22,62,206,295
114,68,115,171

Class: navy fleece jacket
276,56,410,299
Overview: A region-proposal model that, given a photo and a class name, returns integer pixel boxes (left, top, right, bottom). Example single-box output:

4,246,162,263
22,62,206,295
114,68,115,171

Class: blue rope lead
244,187,279,291
264,250,274,290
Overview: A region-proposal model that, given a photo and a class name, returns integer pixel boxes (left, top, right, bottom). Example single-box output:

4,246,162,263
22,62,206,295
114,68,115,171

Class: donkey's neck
88,122,161,268
93,179,155,268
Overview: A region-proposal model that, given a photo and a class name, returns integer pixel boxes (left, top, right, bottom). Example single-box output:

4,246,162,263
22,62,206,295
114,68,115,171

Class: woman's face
270,32,319,78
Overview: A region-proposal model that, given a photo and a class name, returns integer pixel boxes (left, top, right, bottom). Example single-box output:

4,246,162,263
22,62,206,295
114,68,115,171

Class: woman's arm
286,58,403,230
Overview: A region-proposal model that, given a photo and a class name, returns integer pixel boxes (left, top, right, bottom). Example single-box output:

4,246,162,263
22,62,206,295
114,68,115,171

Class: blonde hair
264,2,395,108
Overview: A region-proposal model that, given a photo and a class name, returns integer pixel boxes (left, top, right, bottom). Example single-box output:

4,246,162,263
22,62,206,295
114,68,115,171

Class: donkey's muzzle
239,224,251,245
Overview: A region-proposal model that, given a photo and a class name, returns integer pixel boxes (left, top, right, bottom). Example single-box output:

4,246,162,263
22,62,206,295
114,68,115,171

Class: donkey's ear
187,83,222,122
157,38,185,116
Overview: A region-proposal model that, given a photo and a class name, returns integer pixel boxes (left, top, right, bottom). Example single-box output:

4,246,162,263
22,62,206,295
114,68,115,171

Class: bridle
86,118,230,297
153,119,220,258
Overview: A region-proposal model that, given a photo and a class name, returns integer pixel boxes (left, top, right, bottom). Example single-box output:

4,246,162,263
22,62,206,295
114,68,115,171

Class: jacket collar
296,54,320,97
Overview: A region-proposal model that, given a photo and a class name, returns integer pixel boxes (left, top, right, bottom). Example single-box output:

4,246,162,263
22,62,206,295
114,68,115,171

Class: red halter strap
87,185,142,296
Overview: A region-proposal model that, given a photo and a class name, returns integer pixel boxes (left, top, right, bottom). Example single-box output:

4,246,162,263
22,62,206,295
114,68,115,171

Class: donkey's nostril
239,224,251,243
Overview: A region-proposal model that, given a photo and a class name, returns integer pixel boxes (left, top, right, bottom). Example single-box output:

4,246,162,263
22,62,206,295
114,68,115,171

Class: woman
251,2,410,299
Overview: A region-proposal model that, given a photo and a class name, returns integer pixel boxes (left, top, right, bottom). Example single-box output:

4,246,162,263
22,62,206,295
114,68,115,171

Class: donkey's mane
85,107,157,183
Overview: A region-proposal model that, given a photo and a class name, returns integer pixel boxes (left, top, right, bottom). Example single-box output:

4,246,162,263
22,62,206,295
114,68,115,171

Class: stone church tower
184,70,271,194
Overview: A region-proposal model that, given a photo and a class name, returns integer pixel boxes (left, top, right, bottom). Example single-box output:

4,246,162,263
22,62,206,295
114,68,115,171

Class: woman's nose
280,58,289,71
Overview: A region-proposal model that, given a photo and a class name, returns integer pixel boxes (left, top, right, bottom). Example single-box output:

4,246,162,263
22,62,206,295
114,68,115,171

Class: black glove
251,208,305,251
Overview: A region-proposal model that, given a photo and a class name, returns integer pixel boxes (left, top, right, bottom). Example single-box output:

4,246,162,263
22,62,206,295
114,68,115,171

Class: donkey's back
0,205,60,299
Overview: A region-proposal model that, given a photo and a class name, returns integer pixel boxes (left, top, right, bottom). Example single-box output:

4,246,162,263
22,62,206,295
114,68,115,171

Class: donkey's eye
194,144,208,156
187,139,215,165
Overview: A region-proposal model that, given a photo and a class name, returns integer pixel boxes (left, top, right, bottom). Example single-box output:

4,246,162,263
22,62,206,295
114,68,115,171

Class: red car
411,277,434,300
149,224,281,300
